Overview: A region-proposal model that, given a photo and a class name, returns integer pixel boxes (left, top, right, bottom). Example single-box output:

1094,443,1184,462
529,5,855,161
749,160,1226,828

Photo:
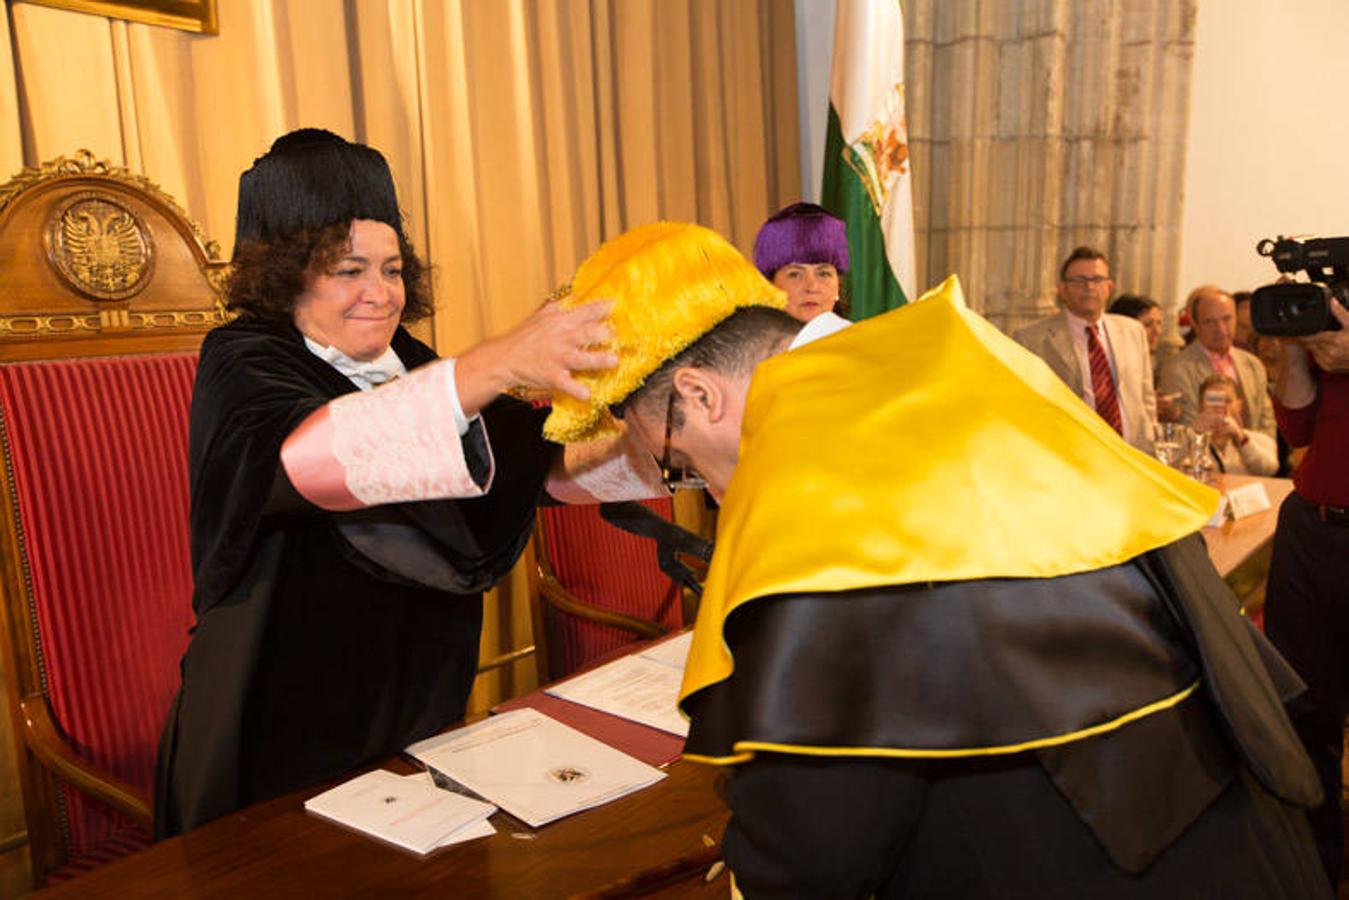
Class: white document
405,708,667,828
1205,494,1230,528
401,772,498,848
1225,481,1272,520
304,769,496,854
431,817,497,847
545,653,689,737
638,630,693,669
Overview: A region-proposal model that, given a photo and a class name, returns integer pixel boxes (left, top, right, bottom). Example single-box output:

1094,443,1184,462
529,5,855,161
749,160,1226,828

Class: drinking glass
1188,429,1216,484
1154,422,1185,469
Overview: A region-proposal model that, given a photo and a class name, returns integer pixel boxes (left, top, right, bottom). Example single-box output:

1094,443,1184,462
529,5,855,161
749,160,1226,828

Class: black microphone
598,501,712,597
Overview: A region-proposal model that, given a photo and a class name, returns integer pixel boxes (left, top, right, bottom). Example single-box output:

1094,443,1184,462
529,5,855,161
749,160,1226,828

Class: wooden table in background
1201,473,1293,613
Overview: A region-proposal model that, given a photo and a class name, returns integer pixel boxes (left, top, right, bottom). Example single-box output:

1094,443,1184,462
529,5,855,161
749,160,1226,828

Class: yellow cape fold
679,275,1219,708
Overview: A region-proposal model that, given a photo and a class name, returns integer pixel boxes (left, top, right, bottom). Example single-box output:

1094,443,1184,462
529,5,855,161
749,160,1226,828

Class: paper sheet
405,709,666,827
545,653,689,737
304,769,495,854
638,630,693,668
401,772,498,847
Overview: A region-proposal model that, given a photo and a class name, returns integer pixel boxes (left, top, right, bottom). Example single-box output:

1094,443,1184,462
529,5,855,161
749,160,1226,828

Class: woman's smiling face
292,219,406,361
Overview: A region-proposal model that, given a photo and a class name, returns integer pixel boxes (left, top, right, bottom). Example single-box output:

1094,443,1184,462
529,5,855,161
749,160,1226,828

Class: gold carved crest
44,192,156,301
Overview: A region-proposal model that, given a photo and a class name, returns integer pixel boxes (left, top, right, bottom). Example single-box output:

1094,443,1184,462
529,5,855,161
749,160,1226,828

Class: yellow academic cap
542,222,786,444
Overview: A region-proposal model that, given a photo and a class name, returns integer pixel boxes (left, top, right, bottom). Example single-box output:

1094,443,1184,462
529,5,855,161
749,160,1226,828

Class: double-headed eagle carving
48,196,153,300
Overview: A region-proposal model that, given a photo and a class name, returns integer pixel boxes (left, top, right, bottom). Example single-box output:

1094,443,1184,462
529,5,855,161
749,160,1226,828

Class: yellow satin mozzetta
679,275,1219,709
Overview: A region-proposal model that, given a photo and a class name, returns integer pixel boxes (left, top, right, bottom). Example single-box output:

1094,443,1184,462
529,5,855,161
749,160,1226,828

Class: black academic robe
689,535,1331,898
154,317,557,837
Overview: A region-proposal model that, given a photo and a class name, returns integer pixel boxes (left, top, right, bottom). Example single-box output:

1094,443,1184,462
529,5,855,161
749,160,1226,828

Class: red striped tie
1086,324,1123,434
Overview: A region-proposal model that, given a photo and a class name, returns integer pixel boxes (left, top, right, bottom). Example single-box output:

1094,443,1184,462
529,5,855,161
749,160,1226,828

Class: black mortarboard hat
234,128,405,245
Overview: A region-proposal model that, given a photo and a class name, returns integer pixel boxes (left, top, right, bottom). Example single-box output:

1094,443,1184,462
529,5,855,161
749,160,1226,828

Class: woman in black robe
155,129,625,836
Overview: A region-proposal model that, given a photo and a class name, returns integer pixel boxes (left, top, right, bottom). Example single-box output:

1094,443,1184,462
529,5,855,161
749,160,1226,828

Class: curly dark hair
225,221,433,322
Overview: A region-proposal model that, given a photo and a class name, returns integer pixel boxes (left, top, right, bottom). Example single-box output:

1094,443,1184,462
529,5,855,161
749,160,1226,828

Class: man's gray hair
619,306,802,427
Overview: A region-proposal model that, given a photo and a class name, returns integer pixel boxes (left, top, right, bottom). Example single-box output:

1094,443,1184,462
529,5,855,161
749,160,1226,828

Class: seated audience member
544,224,1327,898
1109,294,1163,355
752,202,852,324
1251,334,1297,475
155,129,655,836
1195,373,1278,475
1178,306,1196,344
1234,290,1255,351
1109,293,1181,420
1160,285,1276,439
1013,247,1157,452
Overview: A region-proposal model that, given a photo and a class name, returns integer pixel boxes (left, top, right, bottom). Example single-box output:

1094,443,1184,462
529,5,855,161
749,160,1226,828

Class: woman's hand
1196,409,1244,448
455,301,618,416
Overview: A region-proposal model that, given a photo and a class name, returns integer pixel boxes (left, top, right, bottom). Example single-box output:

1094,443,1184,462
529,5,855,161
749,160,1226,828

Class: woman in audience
1108,294,1162,354
752,202,850,322
1109,293,1181,420
156,129,633,836
1251,333,1299,475
1194,372,1278,475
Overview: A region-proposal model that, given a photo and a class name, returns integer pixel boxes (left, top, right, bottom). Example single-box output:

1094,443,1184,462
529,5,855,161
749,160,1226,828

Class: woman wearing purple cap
752,202,850,322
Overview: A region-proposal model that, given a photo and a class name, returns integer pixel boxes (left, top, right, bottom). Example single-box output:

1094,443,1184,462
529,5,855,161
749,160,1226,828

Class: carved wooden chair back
0,151,225,886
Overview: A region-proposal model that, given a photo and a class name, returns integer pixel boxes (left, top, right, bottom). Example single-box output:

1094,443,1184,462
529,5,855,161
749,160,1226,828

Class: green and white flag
821,0,915,320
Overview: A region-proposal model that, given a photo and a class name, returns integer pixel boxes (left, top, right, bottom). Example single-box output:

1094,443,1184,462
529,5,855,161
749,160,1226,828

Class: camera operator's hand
1299,298,1349,372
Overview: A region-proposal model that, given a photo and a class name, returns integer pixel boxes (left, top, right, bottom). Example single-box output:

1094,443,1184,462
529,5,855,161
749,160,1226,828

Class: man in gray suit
1013,247,1157,453
1159,285,1275,441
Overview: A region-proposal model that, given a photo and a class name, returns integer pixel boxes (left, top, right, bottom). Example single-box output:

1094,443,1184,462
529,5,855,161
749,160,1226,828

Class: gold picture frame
14,0,218,34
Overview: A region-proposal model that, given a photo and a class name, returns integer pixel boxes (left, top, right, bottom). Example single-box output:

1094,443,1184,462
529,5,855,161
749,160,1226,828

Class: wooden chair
0,150,226,886
531,498,708,682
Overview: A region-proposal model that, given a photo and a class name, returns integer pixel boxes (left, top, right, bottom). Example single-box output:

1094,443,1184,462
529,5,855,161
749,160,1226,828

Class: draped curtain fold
904,0,1196,334
0,0,800,710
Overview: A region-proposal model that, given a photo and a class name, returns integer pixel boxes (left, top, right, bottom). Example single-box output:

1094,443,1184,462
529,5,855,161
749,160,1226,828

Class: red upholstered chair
0,151,225,887
531,497,701,682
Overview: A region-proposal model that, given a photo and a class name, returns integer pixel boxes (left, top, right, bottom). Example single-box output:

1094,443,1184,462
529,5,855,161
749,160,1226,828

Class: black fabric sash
685,562,1199,758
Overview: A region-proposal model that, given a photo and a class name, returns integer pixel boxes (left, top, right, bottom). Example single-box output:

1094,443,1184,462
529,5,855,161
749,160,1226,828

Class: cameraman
1265,296,1349,888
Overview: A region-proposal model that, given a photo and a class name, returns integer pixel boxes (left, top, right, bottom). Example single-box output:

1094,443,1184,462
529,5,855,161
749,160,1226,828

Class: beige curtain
1,0,800,710
904,0,1196,335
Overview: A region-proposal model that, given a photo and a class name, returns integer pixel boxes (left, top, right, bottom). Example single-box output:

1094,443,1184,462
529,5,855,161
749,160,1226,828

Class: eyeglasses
658,391,707,493
1062,275,1110,286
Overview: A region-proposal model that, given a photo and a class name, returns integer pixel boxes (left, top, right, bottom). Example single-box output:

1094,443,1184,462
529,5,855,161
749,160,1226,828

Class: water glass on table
1154,422,1186,469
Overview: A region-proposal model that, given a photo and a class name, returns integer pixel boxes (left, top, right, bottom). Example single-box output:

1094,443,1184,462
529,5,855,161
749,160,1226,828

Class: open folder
405,708,667,828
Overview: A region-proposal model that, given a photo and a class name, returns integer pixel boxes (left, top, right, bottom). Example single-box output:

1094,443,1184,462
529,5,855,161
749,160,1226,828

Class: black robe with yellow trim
154,317,556,837
678,279,1327,897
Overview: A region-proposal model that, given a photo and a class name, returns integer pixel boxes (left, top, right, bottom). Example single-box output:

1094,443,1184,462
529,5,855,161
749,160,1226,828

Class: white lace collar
303,337,407,391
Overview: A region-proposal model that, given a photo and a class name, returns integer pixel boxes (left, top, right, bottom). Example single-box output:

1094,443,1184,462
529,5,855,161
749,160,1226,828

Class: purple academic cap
752,202,850,279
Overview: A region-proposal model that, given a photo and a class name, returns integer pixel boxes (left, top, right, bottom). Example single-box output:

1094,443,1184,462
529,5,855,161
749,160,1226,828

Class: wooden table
40,759,729,898
1201,473,1293,611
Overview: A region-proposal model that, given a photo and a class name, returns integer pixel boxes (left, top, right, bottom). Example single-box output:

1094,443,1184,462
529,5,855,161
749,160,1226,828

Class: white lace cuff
283,359,495,510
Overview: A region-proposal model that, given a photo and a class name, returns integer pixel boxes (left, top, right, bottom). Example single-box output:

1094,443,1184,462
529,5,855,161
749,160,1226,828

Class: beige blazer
1012,311,1158,453
1158,341,1276,441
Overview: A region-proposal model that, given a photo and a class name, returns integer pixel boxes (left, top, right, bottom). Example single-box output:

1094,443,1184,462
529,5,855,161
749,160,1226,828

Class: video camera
1251,236,1348,336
